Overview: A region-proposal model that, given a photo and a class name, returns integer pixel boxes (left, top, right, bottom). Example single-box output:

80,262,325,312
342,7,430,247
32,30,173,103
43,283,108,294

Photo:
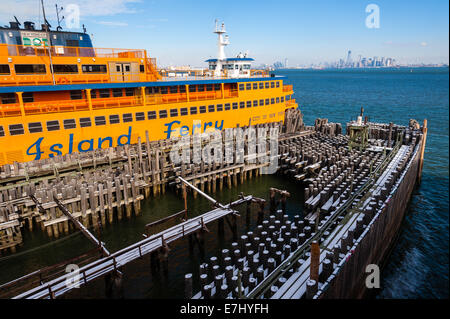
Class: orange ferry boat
0,20,297,165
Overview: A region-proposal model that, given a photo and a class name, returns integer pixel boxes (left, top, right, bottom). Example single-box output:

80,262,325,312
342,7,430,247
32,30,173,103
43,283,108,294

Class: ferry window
286,95,290,101
246,101,252,108
225,103,230,111
265,98,270,105
170,109,178,117
189,85,196,93
265,82,269,89
281,96,284,102
190,106,198,115
239,84,245,91
260,99,264,106
112,89,123,97
160,86,168,94
246,83,251,90
9,124,24,135
109,115,120,124
135,112,145,121
159,110,168,118
95,116,106,126
271,82,275,88
179,86,186,93
232,102,238,110
91,90,97,99
276,81,280,88
46,121,60,131
66,39,79,47
259,82,264,89
180,108,188,116
148,111,157,120
54,64,78,73
79,117,92,128
271,98,275,104
64,119,76,129
125,65,130,72
15,64,46,74
99,89,110,98
216,104,223,112
70,90,83,100
82,65,107,73
0,126,4,137
123,113,133,122
253,83,258,90
244,64,251,70
125,88,134,96
239,101,245,109
199,106,206,113
214,84,221,91
206,84,213,91
276,97,280,103
253,100,258,107
140,65,145,73
170,86,178,94
0,64,10,74
23,92,34,103
208,105,215,112
198,85,205,92
28,122,43,133
0,93,16,104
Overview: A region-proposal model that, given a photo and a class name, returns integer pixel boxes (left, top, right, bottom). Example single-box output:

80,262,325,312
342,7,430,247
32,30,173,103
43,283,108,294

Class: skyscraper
346,50,352,66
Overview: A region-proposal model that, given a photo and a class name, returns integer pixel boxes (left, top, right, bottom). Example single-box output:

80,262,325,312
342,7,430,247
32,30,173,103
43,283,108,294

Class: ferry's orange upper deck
0,22,297,165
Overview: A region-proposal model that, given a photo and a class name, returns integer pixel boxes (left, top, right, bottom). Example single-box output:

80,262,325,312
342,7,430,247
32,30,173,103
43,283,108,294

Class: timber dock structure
0,107,427,299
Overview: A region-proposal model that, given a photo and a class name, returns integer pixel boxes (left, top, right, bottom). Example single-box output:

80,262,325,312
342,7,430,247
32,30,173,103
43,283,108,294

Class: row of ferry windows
0,64,145,75
239,81,280,91
0,82,280,105
0,97,289,137
0,88,135,104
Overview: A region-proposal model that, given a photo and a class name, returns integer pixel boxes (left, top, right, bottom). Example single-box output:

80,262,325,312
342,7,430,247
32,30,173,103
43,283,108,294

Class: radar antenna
14,16,21,26
56,4,64,31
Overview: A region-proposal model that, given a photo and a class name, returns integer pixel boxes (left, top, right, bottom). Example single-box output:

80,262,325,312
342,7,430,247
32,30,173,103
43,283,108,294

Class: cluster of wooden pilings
278,132,350,181
185,119,426,299
187,196,304,299
314,118,343,137
0,114,312,254
306,135,422,299
284,108,304,134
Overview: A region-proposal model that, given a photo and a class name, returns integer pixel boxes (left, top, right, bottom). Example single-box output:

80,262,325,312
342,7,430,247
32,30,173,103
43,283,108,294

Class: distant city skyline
0,0,448,67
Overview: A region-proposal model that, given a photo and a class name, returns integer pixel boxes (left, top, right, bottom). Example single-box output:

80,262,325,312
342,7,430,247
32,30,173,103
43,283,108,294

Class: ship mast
213,20,229,77
41,0,56,85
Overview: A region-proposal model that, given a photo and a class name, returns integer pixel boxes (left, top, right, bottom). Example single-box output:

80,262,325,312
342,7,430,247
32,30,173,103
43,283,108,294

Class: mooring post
417,119,428,184
310,240,320,283
246,201,251,229
105,271,124,299
232,214,238,241
269,188,276,214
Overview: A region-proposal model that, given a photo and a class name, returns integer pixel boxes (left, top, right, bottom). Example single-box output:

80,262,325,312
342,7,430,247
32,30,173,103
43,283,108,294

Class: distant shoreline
272,66,449,71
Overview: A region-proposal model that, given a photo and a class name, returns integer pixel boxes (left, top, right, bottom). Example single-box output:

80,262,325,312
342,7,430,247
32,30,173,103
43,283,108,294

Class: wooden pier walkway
11,194,254,299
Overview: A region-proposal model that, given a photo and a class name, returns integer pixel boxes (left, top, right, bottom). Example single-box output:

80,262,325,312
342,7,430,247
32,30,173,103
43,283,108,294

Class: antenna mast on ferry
213,20,229,77
41,0,56,85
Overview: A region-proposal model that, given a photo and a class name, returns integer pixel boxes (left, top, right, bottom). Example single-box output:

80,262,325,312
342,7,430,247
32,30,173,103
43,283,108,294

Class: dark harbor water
0,68,448,299
277,67,449,299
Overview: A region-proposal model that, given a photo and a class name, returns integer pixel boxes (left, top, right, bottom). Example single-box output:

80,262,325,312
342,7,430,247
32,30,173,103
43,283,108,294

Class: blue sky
1,0,448,66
